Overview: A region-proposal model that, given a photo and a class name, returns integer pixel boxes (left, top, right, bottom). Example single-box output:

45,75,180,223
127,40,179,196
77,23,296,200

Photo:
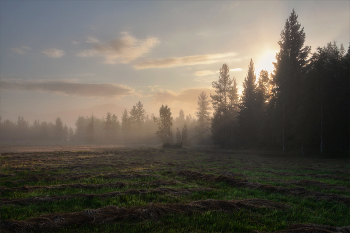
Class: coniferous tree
129,101,146,127
238,59,258,146
54,117,64,141
176,128,182,146
182,124,188,146
303,42,349,155
154,105,173,145
195,92,211,141
121,109,131,140
271,9,310,151
211,63,235,147
86,115,94,143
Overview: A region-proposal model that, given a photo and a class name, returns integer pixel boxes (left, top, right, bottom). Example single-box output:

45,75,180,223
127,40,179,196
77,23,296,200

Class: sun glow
255,50,278,75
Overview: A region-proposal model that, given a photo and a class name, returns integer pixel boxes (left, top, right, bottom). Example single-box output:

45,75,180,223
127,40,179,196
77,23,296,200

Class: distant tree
17,116,29,139
211,63,235,147
86,115,94,143
195,92,211,140
40,121,49,140
176,128,182,146
182,124,188,146
129,101,146,127
176,110,185,127
154,105,173,145
75,116,88,141
54,117,64,141
238,59,258,146
121,109,131,132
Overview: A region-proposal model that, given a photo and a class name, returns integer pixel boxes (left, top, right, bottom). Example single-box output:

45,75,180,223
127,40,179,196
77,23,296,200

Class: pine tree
154,105,173,145
272,9,311,151
176,128,182,146
104,112,113,141
86,115,94,143
182,124,188,146
195,92,211,140
54,117,64,141
238,59,258,146
129,101,146,127
211,63,235,147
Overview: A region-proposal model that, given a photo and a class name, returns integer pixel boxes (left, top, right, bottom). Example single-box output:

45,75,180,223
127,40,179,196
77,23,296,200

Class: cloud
153,87,214,105
10,46,31,55
194,68,242,77
0,80,134,98
71,41,79,44
86,36,100,43
76,32,159,64
41,48,65,58
134,52,236,69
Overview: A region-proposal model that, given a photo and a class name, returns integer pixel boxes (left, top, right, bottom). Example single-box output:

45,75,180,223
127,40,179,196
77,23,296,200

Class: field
1,146,349,233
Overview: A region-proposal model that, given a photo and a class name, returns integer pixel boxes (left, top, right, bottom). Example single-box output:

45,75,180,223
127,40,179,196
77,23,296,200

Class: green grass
1,148,349,232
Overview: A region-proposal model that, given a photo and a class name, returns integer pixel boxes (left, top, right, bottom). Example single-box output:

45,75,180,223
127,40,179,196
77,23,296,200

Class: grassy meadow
0,147,349,232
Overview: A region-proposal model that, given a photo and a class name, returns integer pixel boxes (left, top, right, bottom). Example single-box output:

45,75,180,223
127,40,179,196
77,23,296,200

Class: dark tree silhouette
271,9,311,151
195,92,211,140
54,117,64,141
211,63,235,147
182,124,188,146
238,59,258,146
154,105,173,145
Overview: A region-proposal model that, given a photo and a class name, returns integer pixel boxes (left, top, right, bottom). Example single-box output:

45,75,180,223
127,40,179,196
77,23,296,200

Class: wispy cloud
194,68,242,77
76,32,159,64
71,41,79,44
86,36,100,43
0,80,134,98
134,52,236,69
153,87,213,105
41,48,65,58
10,46,31,55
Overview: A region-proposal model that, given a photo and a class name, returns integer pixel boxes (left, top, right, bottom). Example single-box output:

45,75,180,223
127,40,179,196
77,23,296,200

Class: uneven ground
0,146,349,233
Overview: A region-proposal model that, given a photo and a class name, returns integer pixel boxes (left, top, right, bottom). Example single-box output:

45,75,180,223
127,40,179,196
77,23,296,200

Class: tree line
0,10,348,156
205,10,348,155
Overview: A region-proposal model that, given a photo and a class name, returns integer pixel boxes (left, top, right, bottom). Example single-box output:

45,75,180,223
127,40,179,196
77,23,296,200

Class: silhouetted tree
86,115,94,143
211,63,235,147
176,128,182,146
54,117,64,141
129,101,146,127
238,59,258,146
271,9,311,151
195,92,211,141
154,105,173,145
182,124,188,146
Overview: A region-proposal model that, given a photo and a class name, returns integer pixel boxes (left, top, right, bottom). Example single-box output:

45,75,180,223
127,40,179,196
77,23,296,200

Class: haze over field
1,1,349,127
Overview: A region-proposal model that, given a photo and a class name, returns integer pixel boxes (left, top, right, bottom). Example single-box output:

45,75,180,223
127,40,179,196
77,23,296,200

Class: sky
1,1,349,128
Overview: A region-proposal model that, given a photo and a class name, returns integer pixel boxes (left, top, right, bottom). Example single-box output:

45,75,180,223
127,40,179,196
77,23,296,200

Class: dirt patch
257,170,349,182
4,172,154,185
1,187,213,206
257,178,350,192
0,198,288,233
177,170,350,205
275,224,350,233
0,180,179,193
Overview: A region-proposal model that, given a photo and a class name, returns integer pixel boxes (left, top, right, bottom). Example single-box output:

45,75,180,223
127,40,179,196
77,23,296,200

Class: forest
0,10,349,156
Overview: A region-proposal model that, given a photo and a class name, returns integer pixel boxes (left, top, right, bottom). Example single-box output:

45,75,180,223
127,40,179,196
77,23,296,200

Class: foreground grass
1,148,349,232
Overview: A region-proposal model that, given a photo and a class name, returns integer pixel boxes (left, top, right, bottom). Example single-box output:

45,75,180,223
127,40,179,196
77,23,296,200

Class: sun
255,50,278,75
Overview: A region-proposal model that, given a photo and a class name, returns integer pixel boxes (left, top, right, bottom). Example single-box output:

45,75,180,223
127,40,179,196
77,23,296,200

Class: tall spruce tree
195,92,211,140
211,64,234,147
154,105,173,145
271,9,310,151
238,59,257,146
